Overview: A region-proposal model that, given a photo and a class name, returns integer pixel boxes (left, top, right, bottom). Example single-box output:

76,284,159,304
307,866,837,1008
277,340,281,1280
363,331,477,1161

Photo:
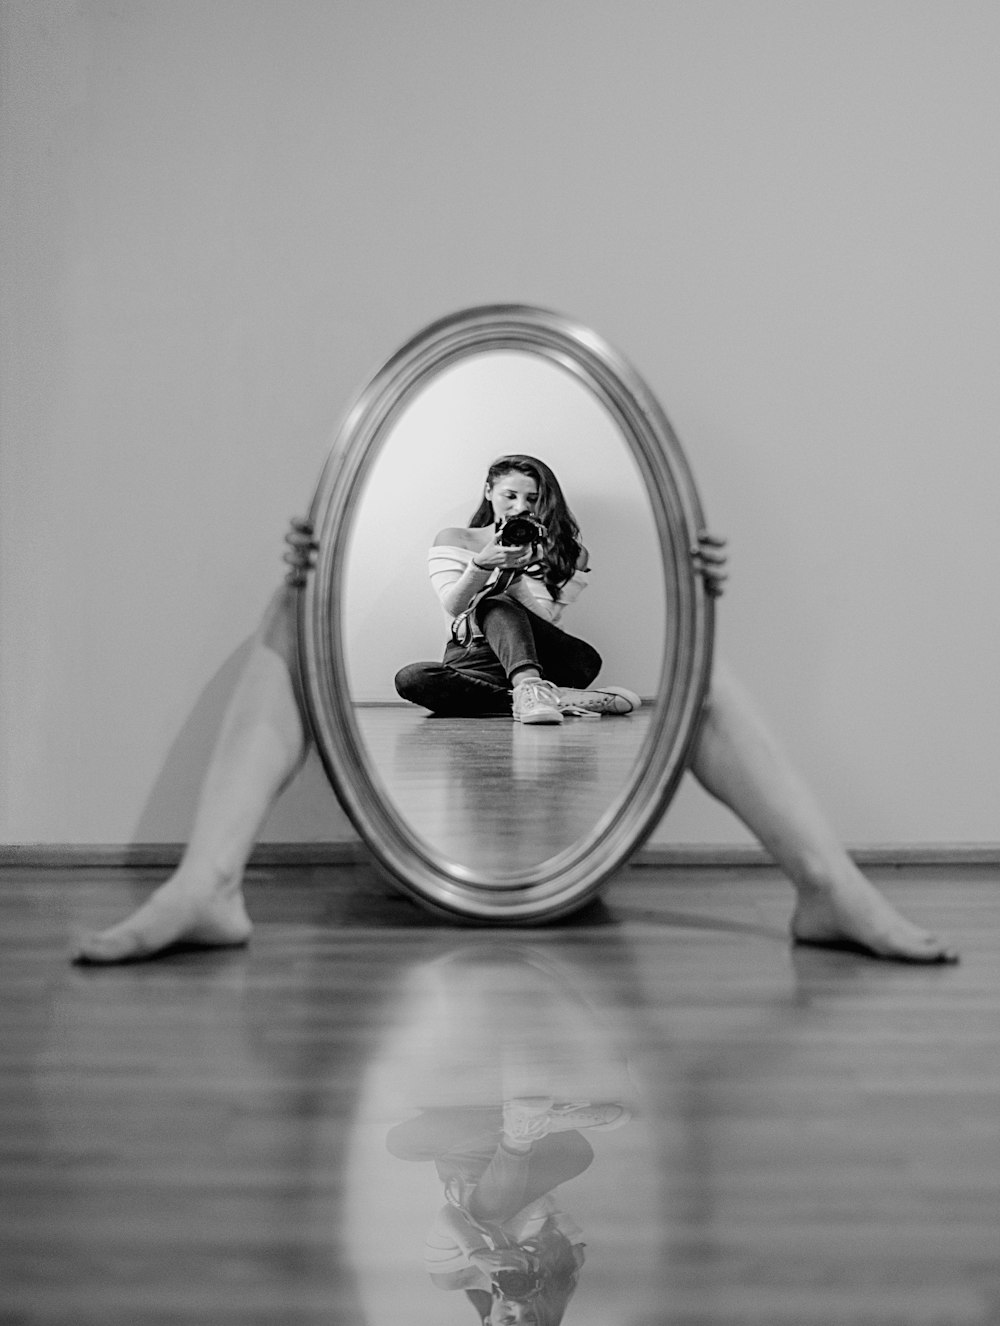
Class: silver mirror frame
298,305,714,921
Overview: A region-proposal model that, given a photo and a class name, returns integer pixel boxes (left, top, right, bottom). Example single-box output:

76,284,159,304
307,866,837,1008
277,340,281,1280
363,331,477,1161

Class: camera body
495,512,547,547
492,1265,544,1301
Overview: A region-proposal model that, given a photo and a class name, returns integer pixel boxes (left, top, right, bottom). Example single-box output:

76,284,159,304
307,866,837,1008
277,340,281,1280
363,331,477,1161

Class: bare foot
791,875,958,964
70,874,252,964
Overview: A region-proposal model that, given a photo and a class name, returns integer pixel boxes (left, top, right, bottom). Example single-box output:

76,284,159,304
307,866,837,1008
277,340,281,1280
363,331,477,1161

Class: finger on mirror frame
286,532,317,552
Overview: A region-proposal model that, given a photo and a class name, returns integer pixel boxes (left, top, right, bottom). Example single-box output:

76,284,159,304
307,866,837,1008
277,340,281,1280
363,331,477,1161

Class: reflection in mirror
343,352,666,879
344,944,660,1325
302,305,713,920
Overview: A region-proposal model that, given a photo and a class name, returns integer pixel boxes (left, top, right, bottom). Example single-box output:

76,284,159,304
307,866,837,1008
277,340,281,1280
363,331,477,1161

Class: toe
890,926,960,964
917,936,960,964
71,934,117,964
71,928,144,965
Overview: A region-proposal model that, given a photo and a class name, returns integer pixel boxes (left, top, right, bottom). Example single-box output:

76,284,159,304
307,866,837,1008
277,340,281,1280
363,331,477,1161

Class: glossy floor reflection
2,863,997,1324
354,706,651,874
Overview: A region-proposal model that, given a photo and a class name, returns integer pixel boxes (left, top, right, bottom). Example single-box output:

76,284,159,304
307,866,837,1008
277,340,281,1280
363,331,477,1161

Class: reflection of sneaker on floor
559,686,641,716
503,1096,556,1143
503,1096,632,1143
512,678,564,725
546,1101,632,1132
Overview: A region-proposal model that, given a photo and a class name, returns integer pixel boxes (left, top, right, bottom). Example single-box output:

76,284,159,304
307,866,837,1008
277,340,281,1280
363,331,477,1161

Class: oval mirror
299,305,713,921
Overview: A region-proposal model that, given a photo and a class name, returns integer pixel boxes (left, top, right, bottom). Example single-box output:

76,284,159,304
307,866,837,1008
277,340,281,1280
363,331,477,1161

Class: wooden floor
354,705,651,874
2,862,998,1325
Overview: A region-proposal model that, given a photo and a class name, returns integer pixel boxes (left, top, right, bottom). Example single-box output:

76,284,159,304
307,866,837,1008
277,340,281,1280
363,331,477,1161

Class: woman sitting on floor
394,454,639,725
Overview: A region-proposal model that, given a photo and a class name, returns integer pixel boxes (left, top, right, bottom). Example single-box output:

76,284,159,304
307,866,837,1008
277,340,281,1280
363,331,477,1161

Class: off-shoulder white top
423,1193,583,1280
428,544,589,638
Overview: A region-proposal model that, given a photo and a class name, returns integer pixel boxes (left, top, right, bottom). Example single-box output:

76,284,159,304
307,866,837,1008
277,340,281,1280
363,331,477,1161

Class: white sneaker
503,1098,632,1143
558,685,641,716
512,678,563,725
503,1096,556,1143
545,1101,632,1132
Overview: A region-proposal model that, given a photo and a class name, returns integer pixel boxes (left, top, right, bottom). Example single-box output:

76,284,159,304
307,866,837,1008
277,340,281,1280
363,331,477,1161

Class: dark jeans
386,1106,594,1218
395,596,602,716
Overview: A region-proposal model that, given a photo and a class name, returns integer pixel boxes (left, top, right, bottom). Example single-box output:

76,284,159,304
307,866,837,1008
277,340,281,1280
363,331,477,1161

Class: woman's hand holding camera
471,513,547,573
471,537,537,573
468,1247,535,1276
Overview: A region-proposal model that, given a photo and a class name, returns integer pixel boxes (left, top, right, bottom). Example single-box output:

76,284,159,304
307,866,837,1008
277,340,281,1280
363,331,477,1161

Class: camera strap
450,568,520,647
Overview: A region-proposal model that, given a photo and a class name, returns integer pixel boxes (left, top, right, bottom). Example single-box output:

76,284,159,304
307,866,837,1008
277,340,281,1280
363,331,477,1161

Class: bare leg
71,588,308,963
688,659,958,963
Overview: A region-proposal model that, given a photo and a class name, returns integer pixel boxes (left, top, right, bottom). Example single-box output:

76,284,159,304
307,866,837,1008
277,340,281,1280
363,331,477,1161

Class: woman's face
485,470,540,526
489,1298,539,1325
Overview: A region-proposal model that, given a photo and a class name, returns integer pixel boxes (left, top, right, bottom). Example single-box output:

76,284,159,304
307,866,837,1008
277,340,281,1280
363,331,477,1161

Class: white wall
2,0,999,849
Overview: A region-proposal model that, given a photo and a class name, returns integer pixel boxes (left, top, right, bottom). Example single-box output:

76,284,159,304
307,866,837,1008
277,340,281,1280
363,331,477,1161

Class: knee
395,662,438,706
689,656,744,760
257,585,300,668
700,655,737,721
477,596,522,628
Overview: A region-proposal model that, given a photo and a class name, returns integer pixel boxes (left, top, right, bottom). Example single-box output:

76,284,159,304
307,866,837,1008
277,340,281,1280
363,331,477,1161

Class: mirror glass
299,306,712,921
342,350,664,875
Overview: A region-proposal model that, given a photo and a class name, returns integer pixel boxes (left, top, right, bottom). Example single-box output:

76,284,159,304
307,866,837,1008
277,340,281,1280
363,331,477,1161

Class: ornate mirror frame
297,305,714,921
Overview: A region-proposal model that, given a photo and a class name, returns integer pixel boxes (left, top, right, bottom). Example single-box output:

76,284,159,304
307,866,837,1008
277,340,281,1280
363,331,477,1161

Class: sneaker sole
596,686,641,712
560,686,642,716
516,710,563,725
547,1103,632,1131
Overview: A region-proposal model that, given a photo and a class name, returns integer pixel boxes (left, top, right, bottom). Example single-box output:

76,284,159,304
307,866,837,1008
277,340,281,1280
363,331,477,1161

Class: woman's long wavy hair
468,455,583,601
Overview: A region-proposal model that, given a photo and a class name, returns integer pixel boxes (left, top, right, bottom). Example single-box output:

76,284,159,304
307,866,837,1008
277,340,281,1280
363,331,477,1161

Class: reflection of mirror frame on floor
297,305,714,921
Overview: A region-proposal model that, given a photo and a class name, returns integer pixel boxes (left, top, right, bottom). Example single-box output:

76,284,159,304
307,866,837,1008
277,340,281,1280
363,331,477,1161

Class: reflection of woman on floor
395,455,640,725
387,1097,624,1325
71,474,958,963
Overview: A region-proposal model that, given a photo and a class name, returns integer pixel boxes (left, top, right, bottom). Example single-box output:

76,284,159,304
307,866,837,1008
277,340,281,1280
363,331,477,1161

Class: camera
495,512,547,547
492,1266,544,1301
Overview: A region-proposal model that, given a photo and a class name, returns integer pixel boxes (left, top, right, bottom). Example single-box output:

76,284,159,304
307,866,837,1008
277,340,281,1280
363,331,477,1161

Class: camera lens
494,1271,537,1298
497,514,542,546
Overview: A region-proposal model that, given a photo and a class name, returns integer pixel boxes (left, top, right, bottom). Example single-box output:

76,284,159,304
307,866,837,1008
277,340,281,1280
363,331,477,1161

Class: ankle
501,1137,533,1154
786,850,858,900
173,857,244,899
511,668,542,686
